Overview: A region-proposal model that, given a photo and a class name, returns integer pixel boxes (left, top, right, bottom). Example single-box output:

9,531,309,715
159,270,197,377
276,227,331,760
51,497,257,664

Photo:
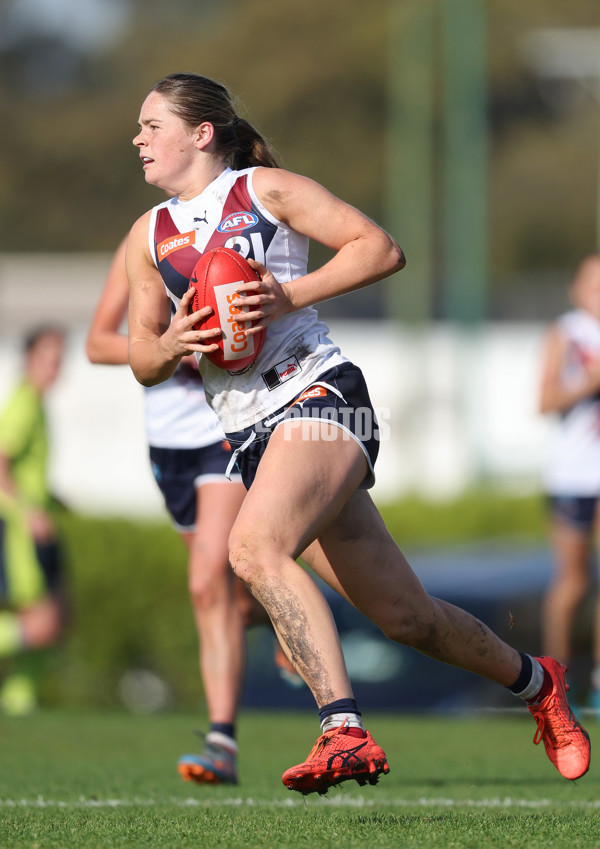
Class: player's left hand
230,259,294,332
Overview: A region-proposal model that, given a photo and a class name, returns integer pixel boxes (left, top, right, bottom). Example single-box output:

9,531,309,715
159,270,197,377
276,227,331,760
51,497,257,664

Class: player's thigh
192,479,246,568
303,489,431,623
186,481,246,596
232,420,369,559
195,479,246,541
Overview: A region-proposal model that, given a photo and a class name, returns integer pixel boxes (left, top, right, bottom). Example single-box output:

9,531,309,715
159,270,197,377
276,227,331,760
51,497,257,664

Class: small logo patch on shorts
262,356,301,390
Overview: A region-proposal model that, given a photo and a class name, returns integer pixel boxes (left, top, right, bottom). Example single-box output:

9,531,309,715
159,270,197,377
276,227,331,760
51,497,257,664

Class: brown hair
23,325,65,355
150,73,278,170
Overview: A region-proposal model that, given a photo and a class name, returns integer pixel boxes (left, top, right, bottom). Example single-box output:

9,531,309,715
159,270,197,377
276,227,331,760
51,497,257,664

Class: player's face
133,92,198,192
28,333,64,391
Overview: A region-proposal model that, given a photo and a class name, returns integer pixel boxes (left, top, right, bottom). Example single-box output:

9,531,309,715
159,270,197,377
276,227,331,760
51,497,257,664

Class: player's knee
188,574,216,609
187,536,231,603
228,526,263,584
567,573,590,599
188,559,230,609
20,604,62,649
228,530,286,599
551,573,589,606
228,542,258,586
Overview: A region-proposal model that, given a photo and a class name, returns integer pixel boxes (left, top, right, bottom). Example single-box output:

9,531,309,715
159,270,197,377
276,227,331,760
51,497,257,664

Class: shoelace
306,718,350,758
531,695,575,749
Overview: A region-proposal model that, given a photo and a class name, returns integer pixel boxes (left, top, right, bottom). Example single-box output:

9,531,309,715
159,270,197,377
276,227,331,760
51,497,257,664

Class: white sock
591,665,600,691
513,656,545,701
206,731,238,752
320,712,364,733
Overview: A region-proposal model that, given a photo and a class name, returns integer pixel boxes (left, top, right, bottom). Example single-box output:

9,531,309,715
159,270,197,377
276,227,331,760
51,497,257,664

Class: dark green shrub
47,515,200,708
36,490,546,708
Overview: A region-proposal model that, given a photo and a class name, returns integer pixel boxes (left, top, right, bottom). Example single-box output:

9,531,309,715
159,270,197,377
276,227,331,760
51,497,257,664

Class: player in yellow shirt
0,326,67,715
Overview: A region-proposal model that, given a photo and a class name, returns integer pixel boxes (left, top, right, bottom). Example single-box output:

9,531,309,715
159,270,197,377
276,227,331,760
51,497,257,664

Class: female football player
126,72,590,793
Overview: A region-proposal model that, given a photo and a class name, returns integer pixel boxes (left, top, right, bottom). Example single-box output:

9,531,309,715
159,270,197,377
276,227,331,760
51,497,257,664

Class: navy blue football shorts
149,440,241,532
224,362,380,491
548,494,599,533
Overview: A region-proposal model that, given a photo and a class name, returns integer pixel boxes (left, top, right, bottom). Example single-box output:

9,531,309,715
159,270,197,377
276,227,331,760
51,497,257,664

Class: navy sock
507,652,532,693
318,698,361,724
210,722,235,740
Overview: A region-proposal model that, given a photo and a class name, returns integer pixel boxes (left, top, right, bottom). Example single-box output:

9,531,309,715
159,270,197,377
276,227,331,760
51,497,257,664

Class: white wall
0,321,552,518
331,321,551,500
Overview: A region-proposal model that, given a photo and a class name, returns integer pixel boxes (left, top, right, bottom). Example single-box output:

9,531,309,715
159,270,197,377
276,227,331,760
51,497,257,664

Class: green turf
0,709,598,848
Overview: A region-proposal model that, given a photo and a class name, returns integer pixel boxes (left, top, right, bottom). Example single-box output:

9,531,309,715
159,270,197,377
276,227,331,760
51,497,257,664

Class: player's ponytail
229,116,278,169
150,73,279,169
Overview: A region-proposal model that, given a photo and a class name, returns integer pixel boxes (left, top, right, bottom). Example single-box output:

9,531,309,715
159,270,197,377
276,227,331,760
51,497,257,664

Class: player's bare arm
86,236,130,365
250,167,405,312
126,214,220,386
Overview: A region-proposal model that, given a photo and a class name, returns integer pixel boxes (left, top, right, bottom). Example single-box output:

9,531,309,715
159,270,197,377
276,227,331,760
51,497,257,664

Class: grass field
1,709,598,848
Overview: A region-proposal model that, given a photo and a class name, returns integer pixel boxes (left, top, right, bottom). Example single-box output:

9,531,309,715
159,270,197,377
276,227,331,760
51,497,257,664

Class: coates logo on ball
188,246,266,373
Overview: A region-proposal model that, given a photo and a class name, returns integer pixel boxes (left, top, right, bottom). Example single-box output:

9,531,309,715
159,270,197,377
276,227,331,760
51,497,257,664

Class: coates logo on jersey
157,231,195,260
217,212,259,234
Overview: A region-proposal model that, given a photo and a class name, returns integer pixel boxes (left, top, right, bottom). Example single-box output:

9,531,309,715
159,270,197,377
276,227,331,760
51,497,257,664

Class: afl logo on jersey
217,212,259,233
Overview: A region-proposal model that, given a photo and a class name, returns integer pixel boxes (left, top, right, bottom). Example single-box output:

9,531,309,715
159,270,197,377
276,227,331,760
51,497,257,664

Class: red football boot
282,724,389,795
528,656,591,780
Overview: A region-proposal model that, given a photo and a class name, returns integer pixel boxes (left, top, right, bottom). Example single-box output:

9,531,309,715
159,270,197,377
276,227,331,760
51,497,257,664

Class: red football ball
188,247,266,372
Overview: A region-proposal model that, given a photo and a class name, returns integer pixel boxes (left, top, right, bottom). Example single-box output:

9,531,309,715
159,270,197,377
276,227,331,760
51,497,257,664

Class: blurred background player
539,253,600,710
86,236,299,785
0,326,68,716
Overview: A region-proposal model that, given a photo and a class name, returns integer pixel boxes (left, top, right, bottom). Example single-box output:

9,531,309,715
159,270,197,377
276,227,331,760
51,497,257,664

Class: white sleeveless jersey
143,361,225,449
543,308,600,495
148,166,347,433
